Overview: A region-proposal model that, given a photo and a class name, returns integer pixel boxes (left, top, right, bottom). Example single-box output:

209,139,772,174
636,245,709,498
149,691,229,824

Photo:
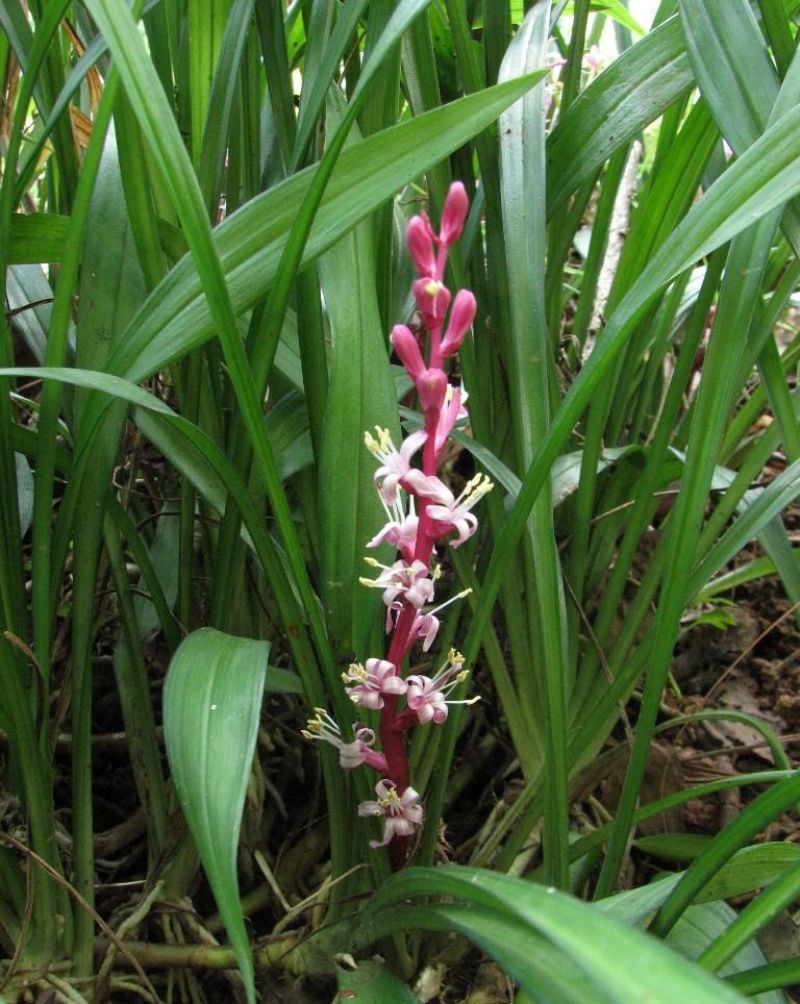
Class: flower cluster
304,183,491,863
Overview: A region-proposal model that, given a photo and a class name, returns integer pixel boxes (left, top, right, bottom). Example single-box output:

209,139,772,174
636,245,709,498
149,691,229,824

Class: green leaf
163,627,269,1004
15,452,33,538
335,960,422,1004
592,1,646,35
547,15,692,216
103,74,545,386
668,901,785,1003
649,772,800,939
6,264,69,366
8,213,68,263
318,95,402,656
499,0,569,889
361,865,746,1003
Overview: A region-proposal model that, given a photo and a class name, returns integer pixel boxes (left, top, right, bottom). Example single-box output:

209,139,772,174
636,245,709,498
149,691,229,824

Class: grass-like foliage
3,0,800,1001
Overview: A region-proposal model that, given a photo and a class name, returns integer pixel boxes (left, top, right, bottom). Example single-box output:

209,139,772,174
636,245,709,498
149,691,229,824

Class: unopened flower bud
417,367,448,415
406,214,437,277
441,289,476,357
439,182,469,245
391,324,425,381
413,277,451,330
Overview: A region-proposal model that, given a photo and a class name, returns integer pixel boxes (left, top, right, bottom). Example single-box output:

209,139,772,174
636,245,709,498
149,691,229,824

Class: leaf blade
163,627,269,1004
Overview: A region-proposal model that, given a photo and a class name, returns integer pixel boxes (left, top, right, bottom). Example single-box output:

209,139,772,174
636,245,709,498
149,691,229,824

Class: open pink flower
407,588,472,652
367,511,419,563
302,709,387,772
433,384,467,455
421,473,494,547
342,658,407,710
364,427,426,505
360,557,436,612
358,780,424,847
405,649,476,725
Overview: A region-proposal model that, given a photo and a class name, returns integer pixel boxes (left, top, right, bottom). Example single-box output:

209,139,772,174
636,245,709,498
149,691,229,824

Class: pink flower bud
406,214,437,276
441,289,476,357
417,367,448,415
413,278,451,330
391,324,425,381
439,182,469,245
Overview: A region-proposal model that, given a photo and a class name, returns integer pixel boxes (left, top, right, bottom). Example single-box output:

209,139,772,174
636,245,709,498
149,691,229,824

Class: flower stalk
304,183,492,867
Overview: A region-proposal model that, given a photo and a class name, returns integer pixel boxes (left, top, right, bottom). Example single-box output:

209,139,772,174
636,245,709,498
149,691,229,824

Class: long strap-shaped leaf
460,92,800,816
547,13,692,216
360,865,746,1003
81,0,335,699
499,3,570,890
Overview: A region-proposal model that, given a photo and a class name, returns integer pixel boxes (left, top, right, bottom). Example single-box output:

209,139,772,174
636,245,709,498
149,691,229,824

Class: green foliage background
3,0,800,1001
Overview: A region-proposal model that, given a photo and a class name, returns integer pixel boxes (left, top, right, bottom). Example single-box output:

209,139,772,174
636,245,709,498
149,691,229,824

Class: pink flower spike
428,472,494,547
406,649,476,725
413,277,451,330
391,324,426,382
439,182,469,246
441,289,477,357
406,214,437,276
364,427,426,505
358,780,424,847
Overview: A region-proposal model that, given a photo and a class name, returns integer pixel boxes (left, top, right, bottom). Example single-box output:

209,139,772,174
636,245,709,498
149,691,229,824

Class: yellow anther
347,662,367,681
379,786,402,809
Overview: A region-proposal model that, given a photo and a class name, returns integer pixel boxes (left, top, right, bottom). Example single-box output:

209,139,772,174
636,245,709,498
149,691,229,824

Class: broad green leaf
361,866,746,1003
669,901,785,1003
597,841,800,926
8,213,68,263
499,0,569,890
264,666,303,695
163,628,269,1004
699,854,800,980
264,390,313,482
318,94,403,656
6,264,72,365
633,833,711,863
